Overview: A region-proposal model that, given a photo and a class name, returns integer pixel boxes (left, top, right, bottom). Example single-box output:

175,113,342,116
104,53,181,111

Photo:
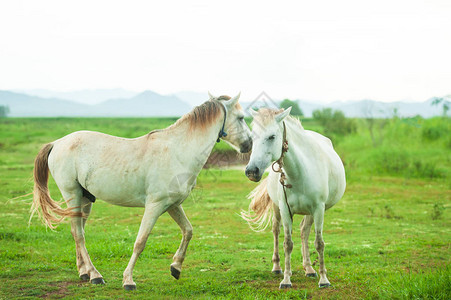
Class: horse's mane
167,95,232,132
251,108,304,129
286,114,304,129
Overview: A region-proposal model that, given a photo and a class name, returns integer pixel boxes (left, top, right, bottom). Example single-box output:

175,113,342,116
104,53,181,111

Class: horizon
6,88,446,105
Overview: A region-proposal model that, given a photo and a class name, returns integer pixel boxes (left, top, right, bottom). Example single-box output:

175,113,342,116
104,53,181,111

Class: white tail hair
240,178,273,232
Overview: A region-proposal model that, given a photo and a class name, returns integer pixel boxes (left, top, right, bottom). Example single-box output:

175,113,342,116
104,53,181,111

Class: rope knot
282,140,289,153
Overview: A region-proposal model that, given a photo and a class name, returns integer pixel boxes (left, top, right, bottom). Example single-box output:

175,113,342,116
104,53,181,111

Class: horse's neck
281,121,308,180
167,119,223,173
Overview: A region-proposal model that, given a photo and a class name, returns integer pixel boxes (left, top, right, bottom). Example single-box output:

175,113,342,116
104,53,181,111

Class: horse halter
217,102,228,143
271,121,293,220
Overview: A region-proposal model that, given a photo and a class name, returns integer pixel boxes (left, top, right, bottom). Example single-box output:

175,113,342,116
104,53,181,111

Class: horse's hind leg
271,203,282,274
313,206,331,288
75,201,91,281
65,191,104,284
300,215,317,277
168,205,193,279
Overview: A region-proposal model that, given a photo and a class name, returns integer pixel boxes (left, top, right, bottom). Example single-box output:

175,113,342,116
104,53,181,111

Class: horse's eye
268,135,275,140
238,116,244,121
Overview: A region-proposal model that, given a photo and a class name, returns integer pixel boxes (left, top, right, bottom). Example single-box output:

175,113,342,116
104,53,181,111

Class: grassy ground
0,118,450,299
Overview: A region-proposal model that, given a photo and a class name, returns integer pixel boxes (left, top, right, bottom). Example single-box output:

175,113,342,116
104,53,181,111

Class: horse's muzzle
240,139,252,153
245,166,261,182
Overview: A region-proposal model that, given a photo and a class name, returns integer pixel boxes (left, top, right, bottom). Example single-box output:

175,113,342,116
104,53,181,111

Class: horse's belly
79,170,148,207
87,183,147,207
100,196,146,207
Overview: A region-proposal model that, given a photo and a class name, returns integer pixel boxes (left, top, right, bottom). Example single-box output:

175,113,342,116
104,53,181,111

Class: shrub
409,160,444,179
280,99,303,116
0,105,9,118
372,148,409,175
312,108,356,139
431,203,445,220
422,117,450,141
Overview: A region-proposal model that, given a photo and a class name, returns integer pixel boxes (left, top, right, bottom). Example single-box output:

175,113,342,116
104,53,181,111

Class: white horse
31,93,252,290
242,107,346,288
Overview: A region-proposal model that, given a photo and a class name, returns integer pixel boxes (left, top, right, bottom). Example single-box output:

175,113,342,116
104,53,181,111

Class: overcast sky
0,0,450,103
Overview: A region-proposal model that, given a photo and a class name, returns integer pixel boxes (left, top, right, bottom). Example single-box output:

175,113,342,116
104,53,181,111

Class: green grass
335,117,451,181
1,117,450,299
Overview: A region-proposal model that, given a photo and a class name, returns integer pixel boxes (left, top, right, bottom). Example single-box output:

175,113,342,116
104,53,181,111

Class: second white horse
242,107,346,288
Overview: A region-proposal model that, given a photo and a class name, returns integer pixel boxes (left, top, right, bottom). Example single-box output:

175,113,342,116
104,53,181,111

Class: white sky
0,0,450,103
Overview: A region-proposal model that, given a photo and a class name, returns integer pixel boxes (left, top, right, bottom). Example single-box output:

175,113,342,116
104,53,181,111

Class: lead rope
271,122,293,221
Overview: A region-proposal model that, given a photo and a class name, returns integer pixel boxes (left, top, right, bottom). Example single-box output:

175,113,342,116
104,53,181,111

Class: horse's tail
31,143,81,229
240,177,273,232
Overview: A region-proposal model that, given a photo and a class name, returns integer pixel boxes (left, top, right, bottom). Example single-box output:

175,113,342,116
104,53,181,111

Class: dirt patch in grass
42,280,83,299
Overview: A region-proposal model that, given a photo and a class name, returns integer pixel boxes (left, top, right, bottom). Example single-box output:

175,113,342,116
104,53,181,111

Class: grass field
1,118,450,299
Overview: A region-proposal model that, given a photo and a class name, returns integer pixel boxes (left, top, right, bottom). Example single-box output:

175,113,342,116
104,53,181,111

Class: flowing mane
169,95,232,132
251,108,304,129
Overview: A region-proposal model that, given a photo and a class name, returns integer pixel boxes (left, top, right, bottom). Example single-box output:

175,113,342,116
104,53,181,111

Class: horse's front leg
123,202,167,290
300,215,317,277
167,205,193,279
271,203,282,274
279,205,294,289
313,206,331,288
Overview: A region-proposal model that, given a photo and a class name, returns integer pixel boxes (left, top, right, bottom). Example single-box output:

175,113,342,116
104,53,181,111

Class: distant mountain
13,88,139,105
95,90,191,116
0,90,90,117
290,98,443,118
0,89,446,118
324,98,443,118
0,90,191,117
295,100,325,117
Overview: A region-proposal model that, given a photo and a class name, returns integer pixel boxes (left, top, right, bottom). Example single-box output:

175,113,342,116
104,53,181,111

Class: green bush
312,108,356,141
431,203,445,220
422,120,449,141
372,148,409,175
410,160,444,179
0,105,9,118
280,99,303,116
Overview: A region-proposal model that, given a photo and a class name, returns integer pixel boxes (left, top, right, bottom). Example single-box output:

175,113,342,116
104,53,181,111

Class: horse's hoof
319,283,332,288
279,283,292,289
272,270,283,275
80,274,90,281
306,273,318,278
171,266,181,280
124,284,136,291
90,277,105,285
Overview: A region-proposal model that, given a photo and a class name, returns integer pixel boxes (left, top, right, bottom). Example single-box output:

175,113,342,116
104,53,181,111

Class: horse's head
245,107,292,182
210,92,252,153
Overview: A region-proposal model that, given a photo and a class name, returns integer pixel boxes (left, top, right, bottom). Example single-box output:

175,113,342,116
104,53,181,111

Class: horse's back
305,130,333,148
49,130,144,171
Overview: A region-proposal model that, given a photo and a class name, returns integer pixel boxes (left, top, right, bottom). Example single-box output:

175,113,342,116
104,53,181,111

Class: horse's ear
248,107,258,117
225,92,240,108
275,107,291,122
208,91,216,100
